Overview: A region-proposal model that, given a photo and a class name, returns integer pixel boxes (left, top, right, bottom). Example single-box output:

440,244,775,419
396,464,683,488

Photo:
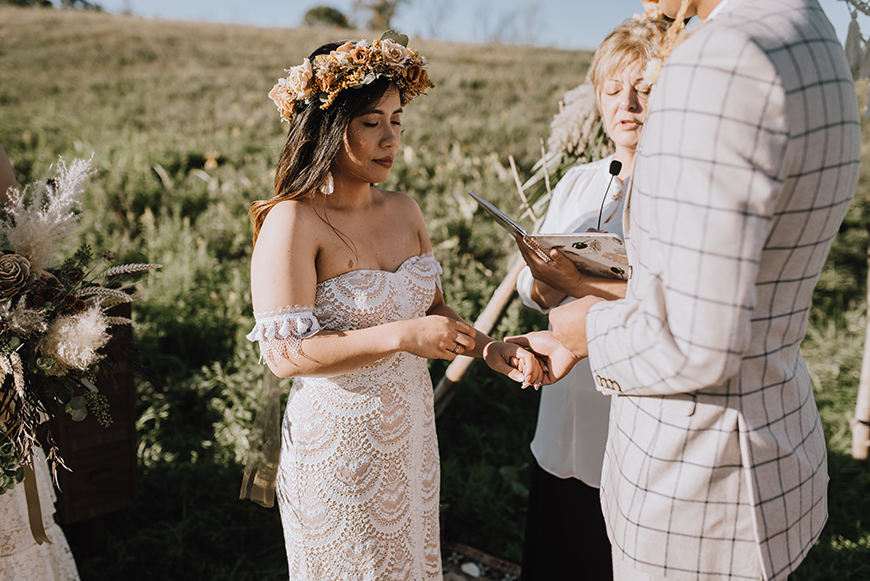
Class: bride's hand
398,315,476,360
483,341,545,389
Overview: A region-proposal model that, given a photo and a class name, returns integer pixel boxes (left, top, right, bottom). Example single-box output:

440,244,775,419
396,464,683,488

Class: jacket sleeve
586,27,789,397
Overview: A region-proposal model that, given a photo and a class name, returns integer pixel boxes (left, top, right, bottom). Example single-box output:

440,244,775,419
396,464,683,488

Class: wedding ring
452,344,462,354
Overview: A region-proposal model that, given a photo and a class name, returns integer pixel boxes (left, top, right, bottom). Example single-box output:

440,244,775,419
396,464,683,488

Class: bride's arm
251,201,476,379
262,316,476,379
412,207,544,386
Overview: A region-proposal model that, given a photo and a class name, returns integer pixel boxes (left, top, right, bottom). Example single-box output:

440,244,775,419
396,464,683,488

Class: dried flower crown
269,30,435,124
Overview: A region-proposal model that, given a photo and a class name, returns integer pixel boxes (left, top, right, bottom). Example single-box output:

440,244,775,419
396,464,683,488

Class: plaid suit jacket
585,1,861,579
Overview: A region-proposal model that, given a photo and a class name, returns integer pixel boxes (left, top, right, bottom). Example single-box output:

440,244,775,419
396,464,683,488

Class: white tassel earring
321,171,334,196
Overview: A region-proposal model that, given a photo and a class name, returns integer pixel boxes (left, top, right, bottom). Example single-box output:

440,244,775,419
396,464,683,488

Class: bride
247,35,543,580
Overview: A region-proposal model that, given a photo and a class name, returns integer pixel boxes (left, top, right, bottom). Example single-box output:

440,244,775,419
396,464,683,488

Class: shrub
302,6,351,28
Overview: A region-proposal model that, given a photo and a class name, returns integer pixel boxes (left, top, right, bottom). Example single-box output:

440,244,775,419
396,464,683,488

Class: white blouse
516,155,626,487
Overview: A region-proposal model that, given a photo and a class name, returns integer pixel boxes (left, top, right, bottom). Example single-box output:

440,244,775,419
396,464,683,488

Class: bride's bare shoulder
261,198,319,226
254,199,322,259
379,189,430,252
381,189,424,222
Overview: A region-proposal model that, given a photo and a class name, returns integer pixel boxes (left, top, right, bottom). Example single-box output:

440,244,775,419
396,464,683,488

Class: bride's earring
321,171,334,196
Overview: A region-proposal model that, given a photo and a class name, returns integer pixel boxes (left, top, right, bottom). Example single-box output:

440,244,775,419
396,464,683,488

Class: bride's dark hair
250,41,396,245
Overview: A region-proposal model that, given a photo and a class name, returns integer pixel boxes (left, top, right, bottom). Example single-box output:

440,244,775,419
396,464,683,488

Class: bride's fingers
453,319,476,337
454,333,474,352
512,350,542,389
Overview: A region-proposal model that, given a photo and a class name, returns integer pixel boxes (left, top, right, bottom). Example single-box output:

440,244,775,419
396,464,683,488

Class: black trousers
521,460,613,581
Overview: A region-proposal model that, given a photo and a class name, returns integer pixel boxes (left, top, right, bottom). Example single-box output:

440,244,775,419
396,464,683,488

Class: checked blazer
585,0,861,579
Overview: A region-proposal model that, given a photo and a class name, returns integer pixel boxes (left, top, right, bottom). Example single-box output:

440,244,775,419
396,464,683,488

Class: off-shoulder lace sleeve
420,251,443,294
246,305,322,364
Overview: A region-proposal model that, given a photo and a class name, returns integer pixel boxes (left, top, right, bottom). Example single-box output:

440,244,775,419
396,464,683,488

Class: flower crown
269,30,435,124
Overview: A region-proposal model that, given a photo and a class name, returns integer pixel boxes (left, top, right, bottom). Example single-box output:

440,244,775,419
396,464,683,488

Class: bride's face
333,85,402,186
598,60,649,154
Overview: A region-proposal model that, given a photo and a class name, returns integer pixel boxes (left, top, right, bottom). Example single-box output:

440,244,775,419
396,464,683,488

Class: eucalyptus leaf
362,72,377,85
66,395,88,421
81,377,98,392
36,357,55,372
380,29,409,47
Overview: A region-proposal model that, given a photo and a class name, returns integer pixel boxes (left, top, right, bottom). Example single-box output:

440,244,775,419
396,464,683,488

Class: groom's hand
549,295,603,361
505,331,580,385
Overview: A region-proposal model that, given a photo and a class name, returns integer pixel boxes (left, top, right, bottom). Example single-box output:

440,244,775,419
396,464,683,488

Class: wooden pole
852,241,870,460
433,142,550,416
509,155,538,223
433,256,526,417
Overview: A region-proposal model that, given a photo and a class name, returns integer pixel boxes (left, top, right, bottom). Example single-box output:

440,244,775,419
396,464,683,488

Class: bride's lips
374,157,394,169
619,119,642,130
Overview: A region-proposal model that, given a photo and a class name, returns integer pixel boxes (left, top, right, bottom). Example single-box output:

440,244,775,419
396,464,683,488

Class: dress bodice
313,252,442,333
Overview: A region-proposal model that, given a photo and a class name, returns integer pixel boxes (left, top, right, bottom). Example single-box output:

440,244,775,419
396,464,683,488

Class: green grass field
0,6,868,579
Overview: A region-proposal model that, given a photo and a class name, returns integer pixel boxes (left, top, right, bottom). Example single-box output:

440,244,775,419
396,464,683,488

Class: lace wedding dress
248,252,444,581
0,448,80,581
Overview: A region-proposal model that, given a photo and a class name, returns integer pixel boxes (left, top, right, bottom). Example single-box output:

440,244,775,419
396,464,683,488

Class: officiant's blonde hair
587,18,666,98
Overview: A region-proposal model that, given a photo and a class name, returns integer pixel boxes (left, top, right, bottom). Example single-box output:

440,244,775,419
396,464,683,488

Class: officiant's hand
514,233,585,298
505,331,579,385
549,295,604,361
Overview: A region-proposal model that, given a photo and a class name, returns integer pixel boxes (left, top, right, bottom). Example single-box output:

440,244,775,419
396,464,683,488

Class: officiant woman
514,18,664,581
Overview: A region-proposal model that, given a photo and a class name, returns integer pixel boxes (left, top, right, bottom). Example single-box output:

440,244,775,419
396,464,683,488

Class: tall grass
0,6,867,579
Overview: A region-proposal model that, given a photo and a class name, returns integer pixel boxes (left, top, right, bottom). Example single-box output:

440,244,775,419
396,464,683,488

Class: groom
513,0,861,579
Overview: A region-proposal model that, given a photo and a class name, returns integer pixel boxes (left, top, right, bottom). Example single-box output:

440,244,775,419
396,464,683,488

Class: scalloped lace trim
246,305,321,363
417,252,443,293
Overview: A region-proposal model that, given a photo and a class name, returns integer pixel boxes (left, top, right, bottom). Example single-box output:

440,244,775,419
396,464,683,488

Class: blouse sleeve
246,305,322,364
515,165,589,314
517,265,550,314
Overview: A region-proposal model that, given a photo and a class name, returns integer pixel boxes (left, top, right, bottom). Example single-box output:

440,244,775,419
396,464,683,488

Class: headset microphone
597,160,623,231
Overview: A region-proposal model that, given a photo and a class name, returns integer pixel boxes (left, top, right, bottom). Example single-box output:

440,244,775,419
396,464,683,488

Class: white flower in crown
379,38,409,68
285,58,315,100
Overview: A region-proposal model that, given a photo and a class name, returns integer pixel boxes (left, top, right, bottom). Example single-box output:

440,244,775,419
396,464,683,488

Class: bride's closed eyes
362,120,402,127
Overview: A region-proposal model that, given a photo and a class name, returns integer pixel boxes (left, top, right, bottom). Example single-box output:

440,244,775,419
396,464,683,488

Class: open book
468,190,629,280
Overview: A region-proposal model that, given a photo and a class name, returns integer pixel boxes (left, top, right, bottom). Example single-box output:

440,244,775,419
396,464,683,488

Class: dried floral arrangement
0,157,159,493
517,83,615,224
